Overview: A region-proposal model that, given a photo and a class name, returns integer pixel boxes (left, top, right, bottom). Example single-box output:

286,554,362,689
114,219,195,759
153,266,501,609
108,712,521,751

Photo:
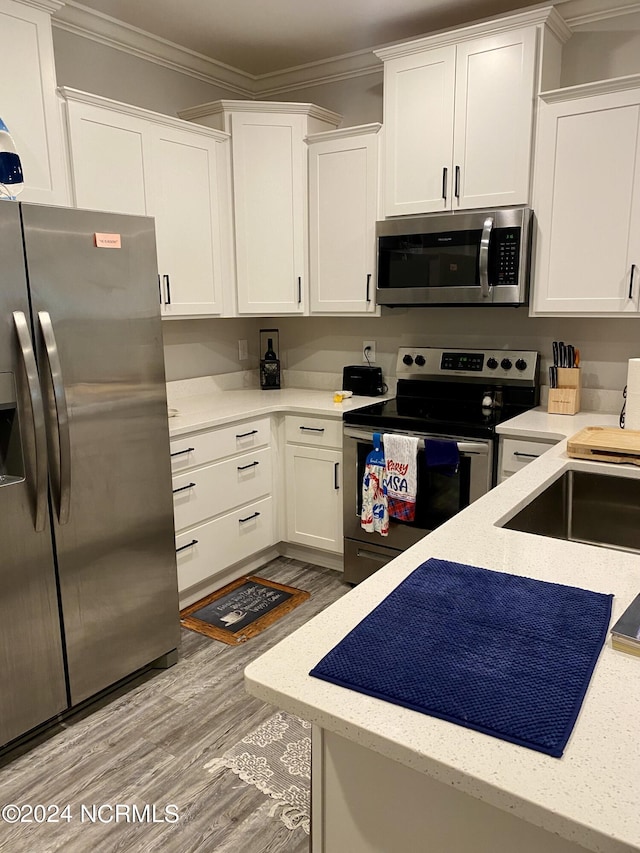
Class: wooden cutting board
567,426,640,466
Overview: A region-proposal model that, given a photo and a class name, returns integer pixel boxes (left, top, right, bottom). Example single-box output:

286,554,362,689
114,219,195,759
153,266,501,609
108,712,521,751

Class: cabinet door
151,125,227,316
0,0,68,205
231,112,307,314
308,129,379,313
382,47,455,216
65,101,151,216
453,28,536,210
285,445,342,553
533,93,640,315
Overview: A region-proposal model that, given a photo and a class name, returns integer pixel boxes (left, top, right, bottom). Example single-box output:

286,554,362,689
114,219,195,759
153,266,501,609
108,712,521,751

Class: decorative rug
180,576,310,645
204,711,311,834
310,557,613,758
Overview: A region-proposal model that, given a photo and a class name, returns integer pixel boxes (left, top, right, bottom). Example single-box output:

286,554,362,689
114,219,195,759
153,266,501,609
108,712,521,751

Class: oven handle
343,427,489,455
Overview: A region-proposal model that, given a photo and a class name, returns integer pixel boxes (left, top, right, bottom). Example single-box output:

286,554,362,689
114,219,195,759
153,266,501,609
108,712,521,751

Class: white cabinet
284,416,343,554
498,436,557,483
531,78,640,316
375,9,568,217
61,89,234,317
179,100,342,315
307,124,381,314
0,0,68,205
170,417,275,594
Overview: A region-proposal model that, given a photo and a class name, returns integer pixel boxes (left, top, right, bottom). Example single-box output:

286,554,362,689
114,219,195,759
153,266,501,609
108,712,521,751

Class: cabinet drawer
175,497,274,592
170,417,270,472
172,446,272,531
501,438,555,475
285,415,342,449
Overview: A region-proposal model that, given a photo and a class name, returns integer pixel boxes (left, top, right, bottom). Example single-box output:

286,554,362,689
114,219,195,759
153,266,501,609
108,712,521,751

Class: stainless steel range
343,347,540,583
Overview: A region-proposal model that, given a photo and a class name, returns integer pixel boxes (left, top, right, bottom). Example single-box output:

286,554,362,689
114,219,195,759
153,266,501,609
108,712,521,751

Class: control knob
414,354,426,367
486,357,498,369
402,354,414,366
500,358,512,371
515,358,527,371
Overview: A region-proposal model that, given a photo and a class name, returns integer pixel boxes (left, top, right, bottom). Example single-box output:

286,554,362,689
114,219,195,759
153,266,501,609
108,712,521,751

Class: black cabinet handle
300,426,325,432
442,166,448,200
171,447,194,457
629,264,637,299
366,273,372,302
513,452,540,459
176,539,198,554
172,481,195,494
236,429,258,438
237,461,259,471
163,274,171,304
454,166,460,199
158,274,162,304
239,511,260,524
334,461,340,490
298,276,302,304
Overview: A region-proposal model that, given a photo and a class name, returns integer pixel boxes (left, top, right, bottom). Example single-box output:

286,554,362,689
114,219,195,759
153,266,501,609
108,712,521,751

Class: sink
500,469,640,554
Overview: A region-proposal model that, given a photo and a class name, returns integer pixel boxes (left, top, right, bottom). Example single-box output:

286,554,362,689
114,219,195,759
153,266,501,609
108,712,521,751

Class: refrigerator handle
37,311,71,526
12,312,49,532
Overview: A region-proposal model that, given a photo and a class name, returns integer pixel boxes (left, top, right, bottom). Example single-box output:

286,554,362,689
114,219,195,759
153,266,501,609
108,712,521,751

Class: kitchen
2,0,640,850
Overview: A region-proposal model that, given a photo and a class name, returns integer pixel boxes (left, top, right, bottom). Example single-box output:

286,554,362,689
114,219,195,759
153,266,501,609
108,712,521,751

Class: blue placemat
310,558,613,757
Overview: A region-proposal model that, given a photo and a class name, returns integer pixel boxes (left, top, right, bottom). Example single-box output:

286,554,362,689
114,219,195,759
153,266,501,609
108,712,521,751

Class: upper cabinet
375,8,570,217
179,101,341,315
307,124,381,315
531,78,640,317
60,89,235,317
0,0,68,205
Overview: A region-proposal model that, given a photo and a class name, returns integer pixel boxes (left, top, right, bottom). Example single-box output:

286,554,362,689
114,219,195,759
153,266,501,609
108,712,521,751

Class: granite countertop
245,414,640,853
167,387,389,437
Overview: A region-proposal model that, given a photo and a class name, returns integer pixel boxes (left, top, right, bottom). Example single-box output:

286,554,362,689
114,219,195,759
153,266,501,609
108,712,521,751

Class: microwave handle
479,216,494,299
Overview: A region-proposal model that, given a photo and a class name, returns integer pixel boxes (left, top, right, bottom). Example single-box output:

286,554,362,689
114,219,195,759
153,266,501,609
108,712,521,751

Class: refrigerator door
21,203,180,705
0,204,67,747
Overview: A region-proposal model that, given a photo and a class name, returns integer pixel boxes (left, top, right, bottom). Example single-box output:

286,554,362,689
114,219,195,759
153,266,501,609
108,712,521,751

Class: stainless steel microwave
376,207,533,307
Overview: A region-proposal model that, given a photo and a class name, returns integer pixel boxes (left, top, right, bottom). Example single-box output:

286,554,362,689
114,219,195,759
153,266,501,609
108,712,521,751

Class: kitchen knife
567,345,575,369
552,341,559,366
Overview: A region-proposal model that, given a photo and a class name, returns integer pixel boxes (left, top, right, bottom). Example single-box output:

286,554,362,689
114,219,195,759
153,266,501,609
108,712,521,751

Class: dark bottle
264,338,277,360
260,337,281,390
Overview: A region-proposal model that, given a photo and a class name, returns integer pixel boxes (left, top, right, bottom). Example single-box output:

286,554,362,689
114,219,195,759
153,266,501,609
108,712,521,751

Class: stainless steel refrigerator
0,202,180,749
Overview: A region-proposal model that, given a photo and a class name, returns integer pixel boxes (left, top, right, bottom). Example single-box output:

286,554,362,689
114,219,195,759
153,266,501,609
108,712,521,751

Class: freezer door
0,204,67,747
21,203,180,706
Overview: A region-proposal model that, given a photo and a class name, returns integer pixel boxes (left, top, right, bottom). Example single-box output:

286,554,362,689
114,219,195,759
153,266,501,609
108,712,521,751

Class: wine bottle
264,338,277,360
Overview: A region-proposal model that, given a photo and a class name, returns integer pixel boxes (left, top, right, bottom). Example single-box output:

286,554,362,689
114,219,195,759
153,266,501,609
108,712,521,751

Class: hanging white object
0,118,24,200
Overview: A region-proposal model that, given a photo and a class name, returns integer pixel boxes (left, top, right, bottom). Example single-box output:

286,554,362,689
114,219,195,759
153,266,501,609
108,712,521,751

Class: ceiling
69,0,568,77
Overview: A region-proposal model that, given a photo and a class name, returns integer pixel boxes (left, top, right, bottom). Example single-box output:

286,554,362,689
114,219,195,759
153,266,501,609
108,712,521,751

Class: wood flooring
0,557,349,853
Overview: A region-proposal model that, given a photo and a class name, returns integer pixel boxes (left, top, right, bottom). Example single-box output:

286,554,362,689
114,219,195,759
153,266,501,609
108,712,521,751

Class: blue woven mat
310,558,613,757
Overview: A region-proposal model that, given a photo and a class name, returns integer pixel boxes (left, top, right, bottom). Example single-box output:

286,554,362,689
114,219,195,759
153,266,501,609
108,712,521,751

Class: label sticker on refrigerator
94,233,122,249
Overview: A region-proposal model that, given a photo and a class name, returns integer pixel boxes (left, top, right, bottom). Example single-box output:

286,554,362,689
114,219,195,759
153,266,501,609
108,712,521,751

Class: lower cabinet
284,416,343,554
170,416,275,594
498,436,557,483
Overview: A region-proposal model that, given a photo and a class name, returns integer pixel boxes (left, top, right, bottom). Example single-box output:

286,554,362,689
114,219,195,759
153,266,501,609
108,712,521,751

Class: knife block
548,368,581,414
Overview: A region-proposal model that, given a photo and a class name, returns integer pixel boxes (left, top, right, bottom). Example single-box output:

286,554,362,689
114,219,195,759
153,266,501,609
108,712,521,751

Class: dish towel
383,434,419,521
425,438,459,476
310,557,613,758
361,433,388,536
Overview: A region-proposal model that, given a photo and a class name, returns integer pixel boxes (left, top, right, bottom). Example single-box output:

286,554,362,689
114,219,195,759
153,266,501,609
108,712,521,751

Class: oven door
343,426,493,582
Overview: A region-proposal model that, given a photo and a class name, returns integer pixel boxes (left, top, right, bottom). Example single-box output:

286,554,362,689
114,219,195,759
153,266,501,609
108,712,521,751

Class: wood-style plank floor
0,558,349,853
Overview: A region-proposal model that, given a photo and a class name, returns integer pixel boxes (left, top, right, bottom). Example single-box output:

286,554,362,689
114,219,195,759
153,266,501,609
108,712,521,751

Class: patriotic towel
383,434,418,522
361,434,388,536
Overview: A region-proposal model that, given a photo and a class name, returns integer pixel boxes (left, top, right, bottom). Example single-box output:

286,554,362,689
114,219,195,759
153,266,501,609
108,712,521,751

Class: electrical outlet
238,339,248,361
362,340,376,363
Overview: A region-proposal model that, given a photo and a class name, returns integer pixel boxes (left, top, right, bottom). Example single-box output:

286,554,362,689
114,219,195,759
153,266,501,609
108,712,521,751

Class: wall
162,318,261,381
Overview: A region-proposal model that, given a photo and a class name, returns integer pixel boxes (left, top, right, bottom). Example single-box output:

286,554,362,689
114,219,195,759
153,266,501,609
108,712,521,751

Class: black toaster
342,365,384,397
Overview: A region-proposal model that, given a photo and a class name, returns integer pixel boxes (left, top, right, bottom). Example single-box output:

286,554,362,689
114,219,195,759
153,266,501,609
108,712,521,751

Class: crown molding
559,0,640,27
306,122,382,144
178,99,342,127
58,86,231,138
52,0,254,98
19,0,66,12
252,48,383,98
540,71,640,100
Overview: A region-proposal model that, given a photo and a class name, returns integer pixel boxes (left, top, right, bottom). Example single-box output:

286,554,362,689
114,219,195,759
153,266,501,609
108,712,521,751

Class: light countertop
245,412,640,853
167,387,387,437
496,406,620,441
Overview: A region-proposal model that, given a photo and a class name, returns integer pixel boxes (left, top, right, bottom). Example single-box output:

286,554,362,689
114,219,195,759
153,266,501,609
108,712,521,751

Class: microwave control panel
494,229,521,285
